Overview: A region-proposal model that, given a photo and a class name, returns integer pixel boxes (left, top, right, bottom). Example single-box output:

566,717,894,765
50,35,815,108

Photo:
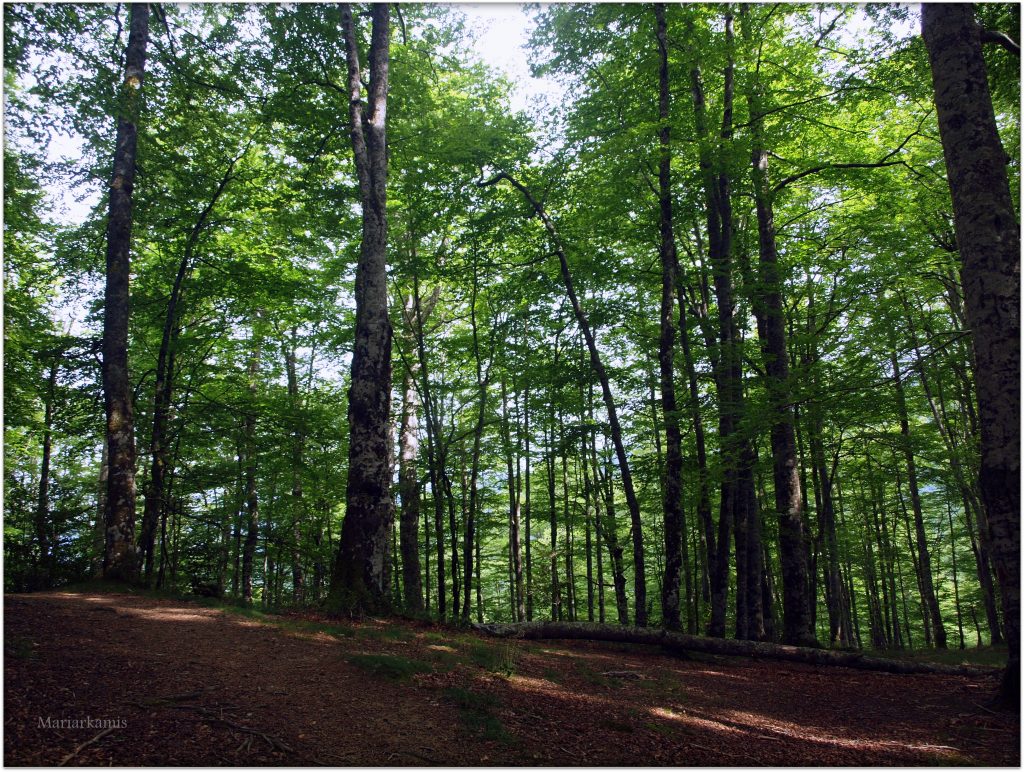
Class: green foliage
3,2,1012,661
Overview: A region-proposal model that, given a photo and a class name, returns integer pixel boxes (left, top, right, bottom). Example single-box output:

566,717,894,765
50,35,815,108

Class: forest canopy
3,2,1020,705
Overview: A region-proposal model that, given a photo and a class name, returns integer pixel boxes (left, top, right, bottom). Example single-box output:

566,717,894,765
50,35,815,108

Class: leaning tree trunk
478,172,648,627
139,155,238,584
923,2,1020,708
101,2,149,582
329,3,393,616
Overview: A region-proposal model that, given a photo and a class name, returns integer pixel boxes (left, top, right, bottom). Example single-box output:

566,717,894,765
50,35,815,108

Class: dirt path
4,591,1018,766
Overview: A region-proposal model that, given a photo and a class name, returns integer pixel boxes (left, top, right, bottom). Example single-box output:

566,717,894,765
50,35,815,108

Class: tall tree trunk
597,444,630,625
907,304,1004,644
413,273,446,621
547,406,561,622
329,3,393,615
139,155,239,584
739,6,814,646
923,2,1019,707
463,262,491,623
524,382,534,621
102,2,149,582
654,3,686,633
675,260,714,618
688,14,738,639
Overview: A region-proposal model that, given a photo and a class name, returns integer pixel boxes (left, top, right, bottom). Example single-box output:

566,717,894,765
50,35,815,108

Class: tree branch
772,128,921,193
981,28,1020,56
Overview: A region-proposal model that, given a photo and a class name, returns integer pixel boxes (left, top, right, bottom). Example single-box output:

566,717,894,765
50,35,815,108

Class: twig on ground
57,727,115,766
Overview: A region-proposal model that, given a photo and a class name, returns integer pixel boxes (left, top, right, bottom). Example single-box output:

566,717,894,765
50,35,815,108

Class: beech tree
101,3,149,581
922,0,1020,708
328,3,394,615
4,4,1017,709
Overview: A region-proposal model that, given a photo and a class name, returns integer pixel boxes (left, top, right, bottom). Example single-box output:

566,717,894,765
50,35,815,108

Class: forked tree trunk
102,2,149,582
329,3,394,615
923,3,1020,707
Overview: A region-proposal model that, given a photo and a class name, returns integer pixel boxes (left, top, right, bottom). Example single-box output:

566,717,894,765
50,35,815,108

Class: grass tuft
443,687,511,742
348,653,432,681
467,640,518,676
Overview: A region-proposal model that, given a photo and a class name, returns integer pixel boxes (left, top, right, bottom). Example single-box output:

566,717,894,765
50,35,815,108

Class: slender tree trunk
414,274,446,621
908,306,1003,644
688,15,739,639
283,331,306,604
739,6,814,646
524,382,534,621
34,359,58,588
653,3,686,632
330,3,393,615
597,445,630,625
548,410,561,621
503,379,526,623
398,282,438,614
889,347,946,648
241,335,261,605
946,497,966,649
464,262,491,623
102,2,149,582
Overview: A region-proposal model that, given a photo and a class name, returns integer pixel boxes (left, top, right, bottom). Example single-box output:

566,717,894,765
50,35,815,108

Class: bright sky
459,3,564,116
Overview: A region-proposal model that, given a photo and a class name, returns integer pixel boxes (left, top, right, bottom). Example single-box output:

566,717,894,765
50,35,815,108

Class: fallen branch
471,621,998,676
57,727,115,766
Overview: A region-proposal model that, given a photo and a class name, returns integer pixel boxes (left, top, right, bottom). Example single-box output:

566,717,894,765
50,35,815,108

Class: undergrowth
443,687,512,742
348,653,432,681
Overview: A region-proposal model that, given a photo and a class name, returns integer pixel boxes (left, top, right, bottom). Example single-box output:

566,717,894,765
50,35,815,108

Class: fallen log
471,621,998,677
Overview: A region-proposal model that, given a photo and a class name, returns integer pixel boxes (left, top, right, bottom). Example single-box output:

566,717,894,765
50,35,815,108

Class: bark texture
654,3,685,632
102,2,149,582
923,2,1020,707
329,3,394,616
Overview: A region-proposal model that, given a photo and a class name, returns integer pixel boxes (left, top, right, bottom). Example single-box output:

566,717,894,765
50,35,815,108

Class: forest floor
4,589,1018,767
